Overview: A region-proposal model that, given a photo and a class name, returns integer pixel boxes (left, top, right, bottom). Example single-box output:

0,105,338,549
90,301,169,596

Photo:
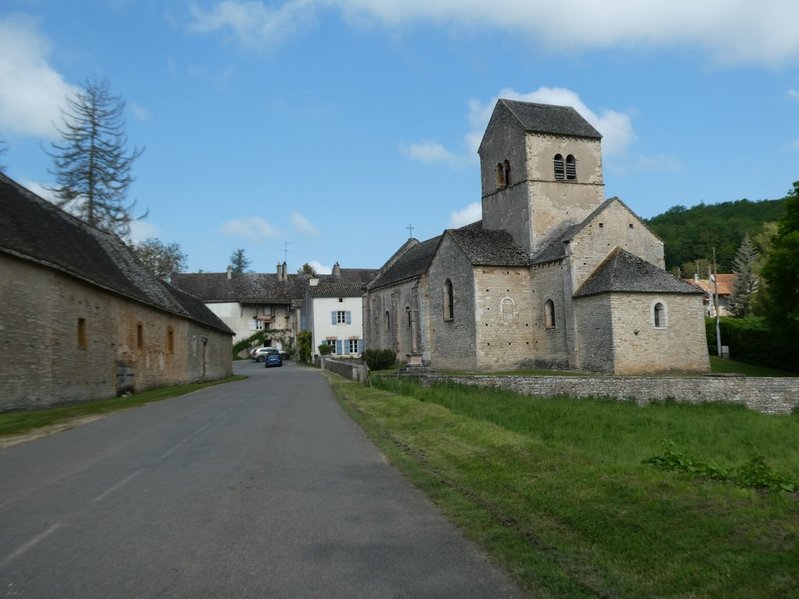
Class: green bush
706,317,797,371
363,349,396,370
318,343,333,356
297,330,312,363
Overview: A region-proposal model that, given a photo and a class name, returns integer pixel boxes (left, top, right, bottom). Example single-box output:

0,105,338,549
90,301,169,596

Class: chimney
332,262,341,278
694,273,700,282
282,261,287,280
276,262,284,282
226,265,232,279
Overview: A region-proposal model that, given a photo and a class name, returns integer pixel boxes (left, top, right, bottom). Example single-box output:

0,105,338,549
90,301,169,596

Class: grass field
331,374,799,598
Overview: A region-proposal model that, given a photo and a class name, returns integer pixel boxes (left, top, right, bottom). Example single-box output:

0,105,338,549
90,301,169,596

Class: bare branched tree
47,76,145,238
131,238,188,281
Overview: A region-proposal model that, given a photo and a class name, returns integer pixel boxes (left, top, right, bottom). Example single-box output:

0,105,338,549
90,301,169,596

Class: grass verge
330,374,799,598
0,375,246,438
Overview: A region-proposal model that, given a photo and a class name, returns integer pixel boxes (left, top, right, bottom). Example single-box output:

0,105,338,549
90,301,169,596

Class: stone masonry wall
0,256,232,412
412,373,799,415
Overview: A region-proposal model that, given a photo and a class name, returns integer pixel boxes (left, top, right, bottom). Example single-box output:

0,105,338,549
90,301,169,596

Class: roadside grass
0,375,246,438
330,375,799,598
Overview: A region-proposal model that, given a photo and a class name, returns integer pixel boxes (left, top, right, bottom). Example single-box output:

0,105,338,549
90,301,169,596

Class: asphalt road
0,361,524,598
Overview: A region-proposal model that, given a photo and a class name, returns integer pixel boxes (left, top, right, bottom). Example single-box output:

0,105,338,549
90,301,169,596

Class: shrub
363,348,396,370
297,330,312,363
318,343,332,356
706,317,797,371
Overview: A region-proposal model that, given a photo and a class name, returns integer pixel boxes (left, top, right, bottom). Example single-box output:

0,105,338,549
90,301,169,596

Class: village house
683,274,735,316
0,173,234,412
301,263,377,360
171,263,305,354
365,99,710,374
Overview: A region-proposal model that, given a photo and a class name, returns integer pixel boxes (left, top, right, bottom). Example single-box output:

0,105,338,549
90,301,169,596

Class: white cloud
191,1,799,66
449,202,481,228
308,259,331,274
400,140,462,166
128,219,161,244
332,0,799,66
130,102,150,122
791,140,799,150
220,216,280,242
291,212,318,236
789,90,799,103
0,15,77,138
189,0,317,50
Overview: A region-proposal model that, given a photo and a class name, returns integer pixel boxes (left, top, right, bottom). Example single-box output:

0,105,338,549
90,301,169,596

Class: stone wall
321,357,368,383
0,256,232,412
410,372,799,415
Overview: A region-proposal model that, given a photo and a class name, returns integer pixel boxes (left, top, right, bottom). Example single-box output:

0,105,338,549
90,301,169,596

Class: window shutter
346,311,352,324
248,319,257,331
336,339,343,354
343,340,350,354
357,339,363,353
331,311,337,325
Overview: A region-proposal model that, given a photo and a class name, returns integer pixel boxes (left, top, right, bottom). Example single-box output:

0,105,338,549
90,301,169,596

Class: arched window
406,306,412,328
501,297,515,322
544,299,556,328
553,154,565,180
384,310,391,331
654,302,666,328
495,162,506,189
565,154,576,180
503,159,511,187
443,279,454,321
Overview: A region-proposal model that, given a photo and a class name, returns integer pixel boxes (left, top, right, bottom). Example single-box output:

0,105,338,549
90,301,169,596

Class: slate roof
170,272,308,305
368,236,441,290
574,248,704,297
446,228,530,266
0,173,233,335
308,281,370,298
500,99,602,139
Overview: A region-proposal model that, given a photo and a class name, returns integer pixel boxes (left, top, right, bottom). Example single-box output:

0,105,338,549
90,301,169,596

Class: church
364,99,710,374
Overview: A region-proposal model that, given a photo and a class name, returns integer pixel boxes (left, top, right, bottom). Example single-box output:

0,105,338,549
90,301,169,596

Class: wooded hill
645,198,785,273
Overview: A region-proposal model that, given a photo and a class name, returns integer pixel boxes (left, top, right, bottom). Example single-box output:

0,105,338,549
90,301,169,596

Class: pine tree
47,77,145,238
230,248,251,273
728,234,759,317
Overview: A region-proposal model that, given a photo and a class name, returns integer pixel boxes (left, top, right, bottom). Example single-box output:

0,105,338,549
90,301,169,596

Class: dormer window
554,154,565,180
565,155,576,180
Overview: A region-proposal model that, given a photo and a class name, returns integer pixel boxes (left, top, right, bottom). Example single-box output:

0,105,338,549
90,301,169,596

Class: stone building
171,263,306,353
365,99,709,374
0,174,234,412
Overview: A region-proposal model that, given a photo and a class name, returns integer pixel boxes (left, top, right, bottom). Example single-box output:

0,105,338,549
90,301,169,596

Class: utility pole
712,246,722,358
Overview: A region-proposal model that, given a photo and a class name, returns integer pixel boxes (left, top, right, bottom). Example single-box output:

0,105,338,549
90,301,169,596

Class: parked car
264,351,283,368
251,347,279,362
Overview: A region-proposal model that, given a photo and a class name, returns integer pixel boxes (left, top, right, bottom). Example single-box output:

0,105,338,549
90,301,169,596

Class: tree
47,76,145,238
297,262,317,276
131,238,187,281
728,234,759,317
230,248,250,273
762,181,799,334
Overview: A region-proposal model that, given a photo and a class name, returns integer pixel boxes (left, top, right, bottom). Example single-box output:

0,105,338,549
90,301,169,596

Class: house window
654,302,666,329
406,306,412,327
137,323,143,349
554,154,565,180
332,310,351,324
254,318,264,330
443,279,454,321
544,299,556,329
347,339,360,354
385,310,391,331
565,154,576,180
167,327,174,353
78,318,87,349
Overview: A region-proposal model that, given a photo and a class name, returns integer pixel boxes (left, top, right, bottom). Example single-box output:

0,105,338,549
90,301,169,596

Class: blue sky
2,1,798,274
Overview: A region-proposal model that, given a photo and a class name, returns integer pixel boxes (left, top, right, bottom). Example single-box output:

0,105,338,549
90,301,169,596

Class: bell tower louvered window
566,154,576,180
553,154,565,180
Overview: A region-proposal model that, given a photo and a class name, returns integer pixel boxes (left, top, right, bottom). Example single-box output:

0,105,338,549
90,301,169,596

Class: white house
302,263,377,359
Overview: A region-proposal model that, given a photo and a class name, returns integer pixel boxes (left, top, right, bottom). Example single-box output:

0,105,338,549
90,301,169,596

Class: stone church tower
478,100,605,254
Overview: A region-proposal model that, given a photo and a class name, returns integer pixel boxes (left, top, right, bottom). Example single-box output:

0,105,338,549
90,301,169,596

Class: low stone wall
408,373,799,415
322,357,368,384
